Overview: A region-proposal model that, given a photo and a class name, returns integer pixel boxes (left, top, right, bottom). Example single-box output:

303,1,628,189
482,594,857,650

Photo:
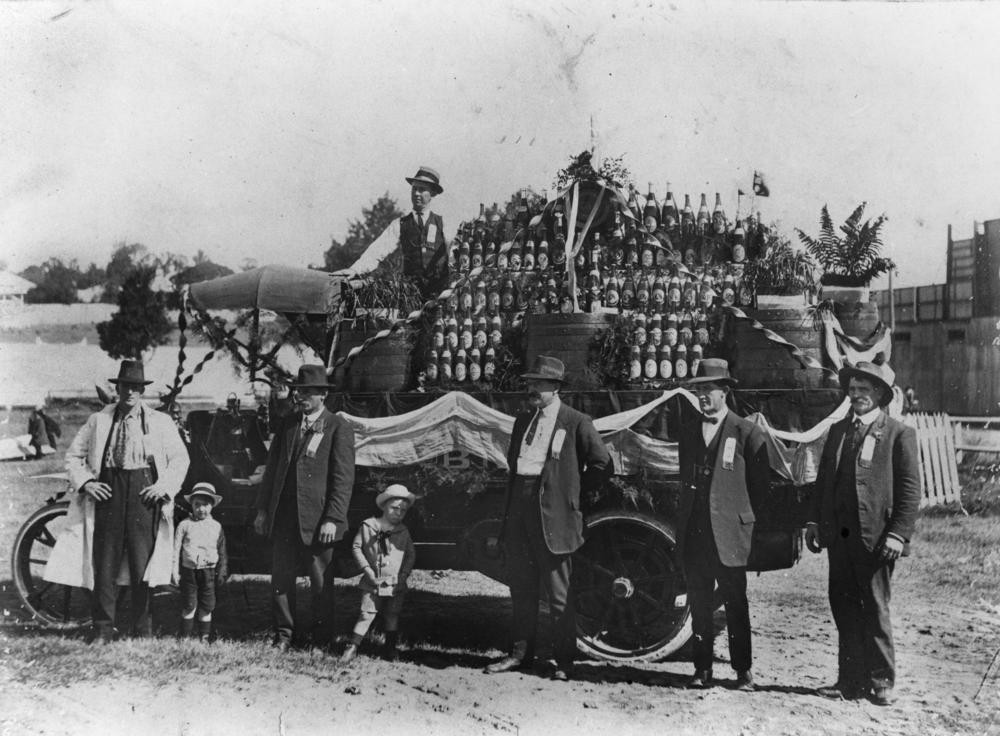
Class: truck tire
574,509,691,662
11,501,92,628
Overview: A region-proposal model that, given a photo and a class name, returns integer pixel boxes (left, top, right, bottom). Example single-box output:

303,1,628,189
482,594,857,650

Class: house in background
0,271,36,312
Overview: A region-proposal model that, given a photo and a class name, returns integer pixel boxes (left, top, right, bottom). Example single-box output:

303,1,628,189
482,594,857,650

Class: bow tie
702,414,721,425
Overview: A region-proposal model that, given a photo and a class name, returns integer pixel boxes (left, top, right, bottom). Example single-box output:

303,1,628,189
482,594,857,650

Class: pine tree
97,265,172,360
319,193,404,271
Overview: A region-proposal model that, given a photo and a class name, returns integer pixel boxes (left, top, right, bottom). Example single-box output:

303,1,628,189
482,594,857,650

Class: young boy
172,482,228,641
341,484,417,663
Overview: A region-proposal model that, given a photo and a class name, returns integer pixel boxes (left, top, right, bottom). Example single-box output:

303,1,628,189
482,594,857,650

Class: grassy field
1,403,998,735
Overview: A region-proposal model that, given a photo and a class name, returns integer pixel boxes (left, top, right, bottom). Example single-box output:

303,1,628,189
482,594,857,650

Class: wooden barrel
524,312,617,389
822,286,881,340
724,307,828,389
331,320,414,392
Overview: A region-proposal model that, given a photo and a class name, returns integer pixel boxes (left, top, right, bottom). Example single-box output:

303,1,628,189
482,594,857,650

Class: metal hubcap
612,576,635,599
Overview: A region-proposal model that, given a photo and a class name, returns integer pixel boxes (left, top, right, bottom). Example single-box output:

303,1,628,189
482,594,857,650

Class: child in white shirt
341,484,416,663
172,482,228,641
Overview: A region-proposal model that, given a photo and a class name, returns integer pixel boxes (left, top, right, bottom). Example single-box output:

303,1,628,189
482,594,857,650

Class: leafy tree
97,265,171,360
22,258,79,303
796,203,894,287
103,242,150,302
319,192,404,271
77,262,107,290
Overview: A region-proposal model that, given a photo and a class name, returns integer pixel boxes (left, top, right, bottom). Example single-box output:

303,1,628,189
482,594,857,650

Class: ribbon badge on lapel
859,429,879,469
551,428,566,460
304,416,325,459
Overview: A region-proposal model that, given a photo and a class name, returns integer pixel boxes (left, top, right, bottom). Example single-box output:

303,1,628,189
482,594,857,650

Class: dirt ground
1,550,997,736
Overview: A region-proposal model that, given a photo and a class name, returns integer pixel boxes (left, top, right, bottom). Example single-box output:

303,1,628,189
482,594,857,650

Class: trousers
179,567,217,620
269,488,336,645
504,476,577,666
91,467,158,636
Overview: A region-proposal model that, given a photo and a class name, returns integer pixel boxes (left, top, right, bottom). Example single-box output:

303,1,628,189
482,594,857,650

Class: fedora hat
405,166,443,196
184,482,222,507
376,484,416,509
521,355,567,383
838,361,895,406
109,360,153,386
290,364,331,389
684,358,737,387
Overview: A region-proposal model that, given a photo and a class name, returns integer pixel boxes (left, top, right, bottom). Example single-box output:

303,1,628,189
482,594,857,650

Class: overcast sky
3,0,999,288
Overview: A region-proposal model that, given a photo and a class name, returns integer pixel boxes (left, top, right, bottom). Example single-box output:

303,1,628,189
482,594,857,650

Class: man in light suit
806,362,920,706
677,359,771,691
485,355,612,681
64,360,190,642
338,166,449,299
254,364,355,649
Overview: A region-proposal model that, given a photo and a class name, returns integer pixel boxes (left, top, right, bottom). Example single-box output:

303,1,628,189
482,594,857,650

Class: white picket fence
901,413,962,508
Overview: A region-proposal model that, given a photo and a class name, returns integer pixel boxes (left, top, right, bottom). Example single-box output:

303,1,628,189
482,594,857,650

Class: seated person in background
340,484,416,664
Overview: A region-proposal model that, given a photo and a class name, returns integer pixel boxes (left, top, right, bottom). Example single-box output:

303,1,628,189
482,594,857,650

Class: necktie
523,410,541,447
416,212,425,241
702,414,720,424
841,418,862,465
111,412,130,466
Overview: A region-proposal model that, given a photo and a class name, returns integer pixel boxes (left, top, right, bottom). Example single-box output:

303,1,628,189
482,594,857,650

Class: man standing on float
338,166,449,300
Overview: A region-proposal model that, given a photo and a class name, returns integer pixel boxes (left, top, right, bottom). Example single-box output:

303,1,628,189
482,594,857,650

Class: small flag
752,171,770,197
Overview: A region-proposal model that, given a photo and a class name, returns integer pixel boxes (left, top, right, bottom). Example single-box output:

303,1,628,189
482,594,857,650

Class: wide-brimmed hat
684,358,737,387
521,355,566,383
376,484,416,509
405,166,443,196
185,482,222,507
289,364,331,389
109,360,153,386
838,361,895,406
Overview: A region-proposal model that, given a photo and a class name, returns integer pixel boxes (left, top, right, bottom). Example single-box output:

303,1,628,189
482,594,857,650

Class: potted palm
741,233,817,309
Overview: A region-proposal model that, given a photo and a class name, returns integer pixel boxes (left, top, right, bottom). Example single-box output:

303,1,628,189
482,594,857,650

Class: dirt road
2,549,997,736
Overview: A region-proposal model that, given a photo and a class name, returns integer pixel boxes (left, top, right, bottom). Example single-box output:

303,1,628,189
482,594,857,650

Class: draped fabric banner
339,389,847,485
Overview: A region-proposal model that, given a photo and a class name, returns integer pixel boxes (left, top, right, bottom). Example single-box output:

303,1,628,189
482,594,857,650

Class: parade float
12,152,896,662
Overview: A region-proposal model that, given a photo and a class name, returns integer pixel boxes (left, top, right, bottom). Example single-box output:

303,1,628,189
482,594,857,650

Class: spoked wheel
573,510,690,662
12,501,93,628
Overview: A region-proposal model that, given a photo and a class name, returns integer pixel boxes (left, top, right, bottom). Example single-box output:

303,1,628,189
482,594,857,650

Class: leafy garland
554,150,634,191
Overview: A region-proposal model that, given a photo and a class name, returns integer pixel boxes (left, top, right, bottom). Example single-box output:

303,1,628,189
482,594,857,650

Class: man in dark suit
254,364,355,649
806,361,920,706
485,355,612,681
677,359,771,691
339,166,449,299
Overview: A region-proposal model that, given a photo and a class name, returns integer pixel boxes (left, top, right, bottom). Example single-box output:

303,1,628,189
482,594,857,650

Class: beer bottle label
629,360,642,381
659,359,673,379
454,362,467,382
675,358,688,379
644,358,658,379
469,362,481,382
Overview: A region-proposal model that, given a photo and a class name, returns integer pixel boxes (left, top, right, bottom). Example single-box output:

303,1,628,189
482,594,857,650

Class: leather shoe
870,687,895,706
688,670,712,689
816,684,864,700
272,637,291,652
485,655,528,674
734,671,755,692
551,666,573,682
339,643,358,664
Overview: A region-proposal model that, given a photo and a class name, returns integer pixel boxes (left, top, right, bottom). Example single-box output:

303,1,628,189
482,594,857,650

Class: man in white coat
50,360,189,642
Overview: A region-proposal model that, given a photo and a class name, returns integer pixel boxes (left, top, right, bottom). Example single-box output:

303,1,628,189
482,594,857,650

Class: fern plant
795,202,895,287
741,233,817,297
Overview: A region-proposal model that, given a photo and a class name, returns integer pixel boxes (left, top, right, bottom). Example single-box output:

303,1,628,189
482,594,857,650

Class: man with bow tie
676,359,771,691
485,356,611,681
806,362,920,706
254,364,355,650
337,166,449,300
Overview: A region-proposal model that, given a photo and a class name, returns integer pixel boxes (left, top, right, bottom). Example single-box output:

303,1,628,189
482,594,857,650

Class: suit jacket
501,401,612,555
676,411,771,567
811,410,921,554
255,408,356,545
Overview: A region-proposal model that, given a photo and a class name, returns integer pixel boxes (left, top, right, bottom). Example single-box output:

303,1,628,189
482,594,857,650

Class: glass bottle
633,312,647,347
712,192,727,235
665,312,678,347
425,348,439,385
620,269,636,311
658,343,673,380
629,344,642,382
643,182,659,233
644,342,659,379
605,271,620,310
439,346,453,381
674,342,689,379
649,312,663,346
469,346,482,382
696,193,710,235
484,343,496,381
454,347,468,382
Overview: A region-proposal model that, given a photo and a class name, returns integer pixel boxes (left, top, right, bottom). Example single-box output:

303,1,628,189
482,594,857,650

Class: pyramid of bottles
422,184,767,388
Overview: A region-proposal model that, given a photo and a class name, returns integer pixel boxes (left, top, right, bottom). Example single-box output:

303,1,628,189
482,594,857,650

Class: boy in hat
806,361,920,706
340,484,417,663
676,358,771,691
52,360,189,642
485,355,611,681
173,482,228,641
336,166,448,299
